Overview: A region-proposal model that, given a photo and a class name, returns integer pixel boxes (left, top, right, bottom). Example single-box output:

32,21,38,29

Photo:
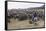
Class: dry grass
8,18,44,29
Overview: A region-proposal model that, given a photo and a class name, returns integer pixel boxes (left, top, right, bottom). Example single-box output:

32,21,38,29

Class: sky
8,2,44,9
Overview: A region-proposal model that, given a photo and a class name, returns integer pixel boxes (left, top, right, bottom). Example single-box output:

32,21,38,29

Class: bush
18,15,27,21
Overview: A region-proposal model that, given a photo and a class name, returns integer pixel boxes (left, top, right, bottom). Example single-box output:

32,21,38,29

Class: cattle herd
7,8,45,24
